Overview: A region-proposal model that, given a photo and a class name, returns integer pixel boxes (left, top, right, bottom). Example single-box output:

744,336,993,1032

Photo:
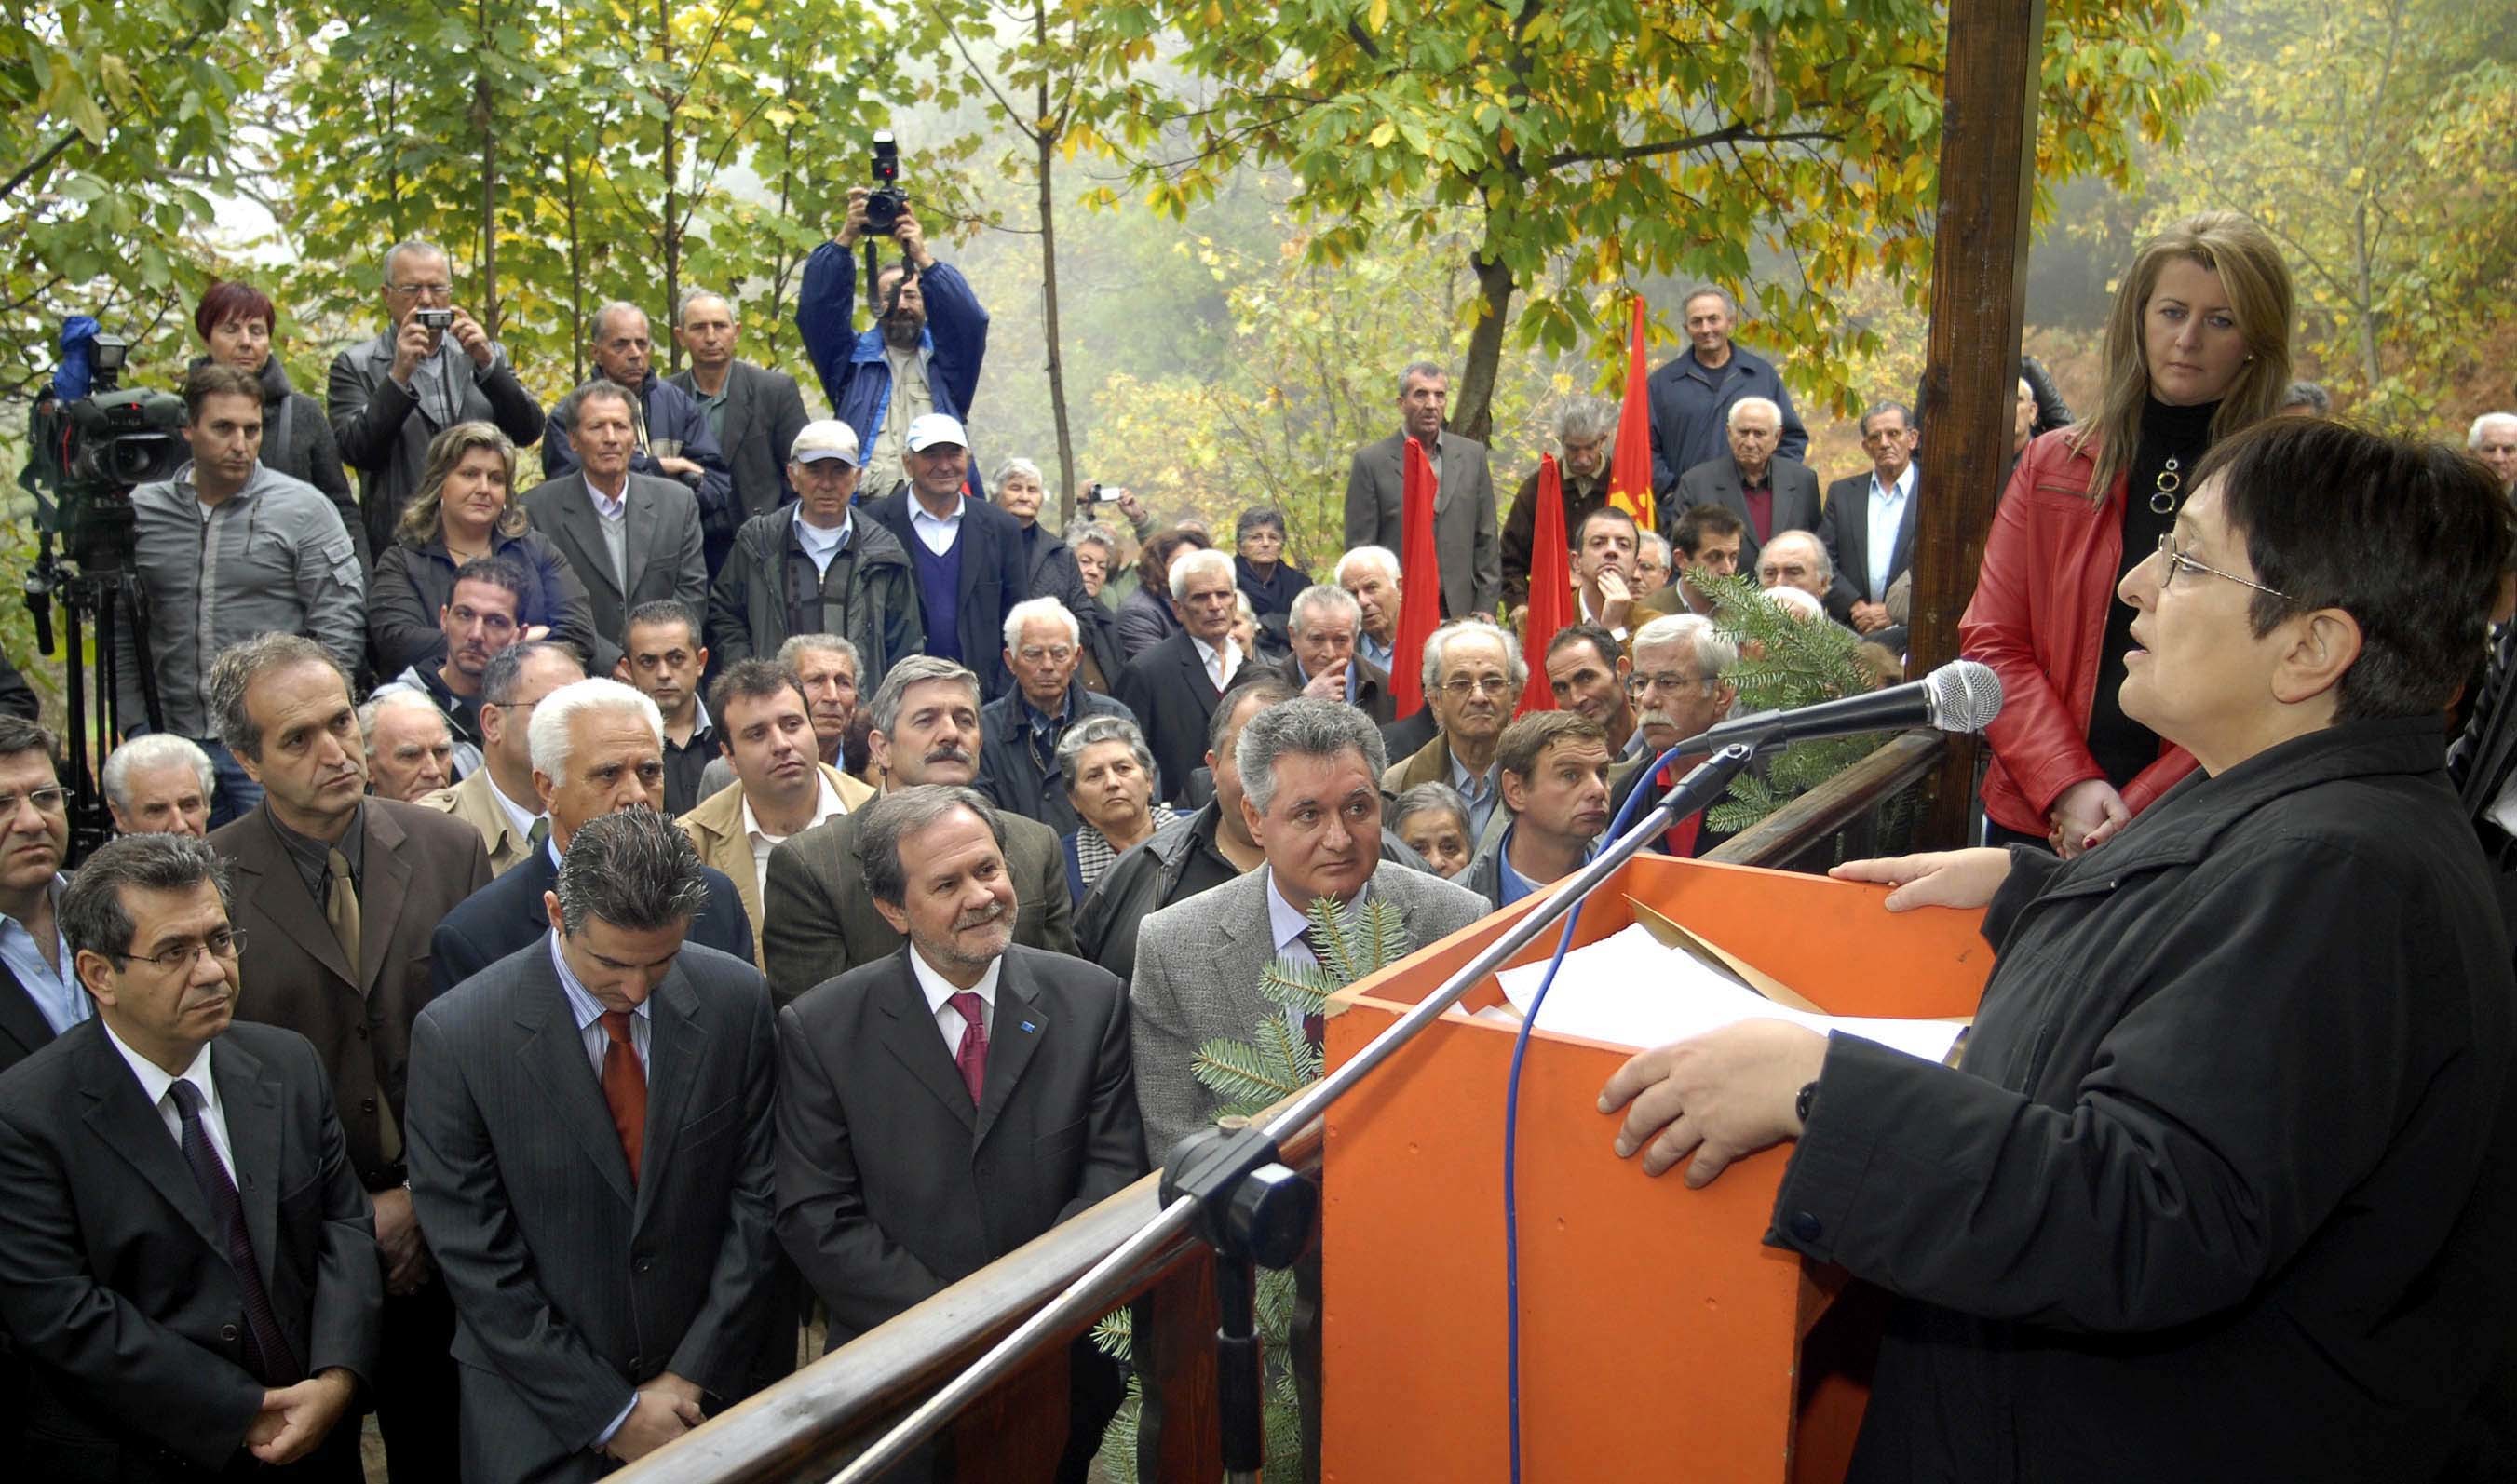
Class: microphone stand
825,745,1760,1484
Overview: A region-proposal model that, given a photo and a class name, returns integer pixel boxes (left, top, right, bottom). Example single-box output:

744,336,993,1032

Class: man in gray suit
407,809,779,1483
1667,396,1824,581
667,290,815,573
520,381,707,675
1342,360,1500,619
1130,697,1487,1158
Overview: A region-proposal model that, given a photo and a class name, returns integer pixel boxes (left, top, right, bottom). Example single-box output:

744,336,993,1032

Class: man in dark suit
1276,583,1397,726
1343,360,1500,618
429,678,753,995
861,413,1028,699
776,787,1145,1479
976,597,1139,834
765,657,1073,1006
204,635,491,1482
668,290,814,575
520,381,708,675
0,718,78,1080
1644,286,1808,493
1667,395,1823,580
407,809,780,1483
0,833,380,1481
1119,548,1251,806
1818,400,1920,645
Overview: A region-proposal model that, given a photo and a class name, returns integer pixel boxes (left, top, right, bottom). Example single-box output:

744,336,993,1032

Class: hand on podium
1830,847,2013,912
1598,1019,1829,1187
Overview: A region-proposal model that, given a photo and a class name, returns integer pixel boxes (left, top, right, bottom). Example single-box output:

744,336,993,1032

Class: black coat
1769,717,2517,1484
665,359,813,524
1017,523,1127,693
973,683,1141,835
1116,630,1231,808
860,492,1029,700
427,841,754,997
367,527,601,677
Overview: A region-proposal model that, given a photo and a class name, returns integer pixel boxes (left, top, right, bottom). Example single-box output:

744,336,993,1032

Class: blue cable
1500,741,1693,1482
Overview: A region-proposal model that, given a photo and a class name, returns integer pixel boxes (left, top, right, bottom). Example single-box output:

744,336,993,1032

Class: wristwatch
1795,1079,1820,1126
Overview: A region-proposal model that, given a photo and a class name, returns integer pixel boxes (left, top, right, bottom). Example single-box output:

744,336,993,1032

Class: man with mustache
762,657,1074,1006
1607,614,1744,857
206,634,490,1480
1379,622,1522,857
373,556,533,780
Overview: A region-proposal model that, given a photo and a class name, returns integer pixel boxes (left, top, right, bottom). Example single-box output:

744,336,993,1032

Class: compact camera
416,307,454,331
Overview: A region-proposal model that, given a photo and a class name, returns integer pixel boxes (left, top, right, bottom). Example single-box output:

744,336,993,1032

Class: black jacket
860,492,1028,700
1772,717,2517,1483
368,527,601,676
973,683,1140,835
1017,523,1127,693
706,507,923,697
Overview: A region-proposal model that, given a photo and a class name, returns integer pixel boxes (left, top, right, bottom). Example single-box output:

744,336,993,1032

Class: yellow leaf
1369,0,1388,30
1369,119,1396,148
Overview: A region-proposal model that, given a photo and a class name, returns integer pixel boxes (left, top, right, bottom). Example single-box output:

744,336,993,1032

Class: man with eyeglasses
418,641,586,877
206,634,491,1483
0,831,382,1483
1608,614,1743,857
0,717,77,1079
1380,622,1524,855
978,598,1142,834
328,236,546,560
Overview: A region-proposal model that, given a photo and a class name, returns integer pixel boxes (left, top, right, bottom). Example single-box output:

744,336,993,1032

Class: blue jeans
196,736,263,828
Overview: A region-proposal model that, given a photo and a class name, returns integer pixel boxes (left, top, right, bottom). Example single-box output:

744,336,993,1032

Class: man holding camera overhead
795,151,992,506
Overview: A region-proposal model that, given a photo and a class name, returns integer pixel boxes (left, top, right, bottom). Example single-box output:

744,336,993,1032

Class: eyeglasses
0,786,69,816
115,927,247,971
1636,670,1716,697
389,281,453,299
1440,676,1515,699
2156,533,2292,600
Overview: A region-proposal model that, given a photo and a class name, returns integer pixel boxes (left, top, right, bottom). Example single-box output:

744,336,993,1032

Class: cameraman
795,183,990,504
119,365,367,827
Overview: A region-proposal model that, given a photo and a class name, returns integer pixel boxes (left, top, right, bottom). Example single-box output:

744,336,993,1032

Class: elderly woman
368,422,599,675
1233,505,1312,627
1057,714,1176,906
1604,417,2516,1483
1067,519,1121,602
1116,527,1212,661
1964,210,2294,857
1388,782,1474,880
991,456,1126,691
192,281,366,568
1230,592,1261,664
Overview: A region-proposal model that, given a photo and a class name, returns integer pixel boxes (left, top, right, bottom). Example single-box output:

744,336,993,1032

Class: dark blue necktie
167,1081,301,1384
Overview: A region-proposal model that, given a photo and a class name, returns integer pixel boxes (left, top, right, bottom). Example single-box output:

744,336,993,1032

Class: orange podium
1319,853,1994,1483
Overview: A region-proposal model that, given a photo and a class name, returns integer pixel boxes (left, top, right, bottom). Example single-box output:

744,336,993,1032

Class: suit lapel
631,971,703,1226
1834,485,1872,598
237,808,355,988
722,363,756,452
876,953,976,1133
77,1027,221,1252
0,965,55,1065
514,946,637,1208
548,477,621,601
624,480,660,596
972,955,1046,1148
1888,489,1918,587
1428,431,1455,516
212,1035,286,1291
356,807,413,995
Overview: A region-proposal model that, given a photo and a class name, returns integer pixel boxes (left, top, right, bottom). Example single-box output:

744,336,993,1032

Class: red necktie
1658,763,1703,857
949,992,989,1105
600,1010,646,1183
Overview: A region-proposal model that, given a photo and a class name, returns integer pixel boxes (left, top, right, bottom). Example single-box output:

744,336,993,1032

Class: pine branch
1193,1036,1305,1109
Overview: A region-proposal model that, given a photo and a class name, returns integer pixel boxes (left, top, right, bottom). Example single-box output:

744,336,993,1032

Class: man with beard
538,303,736,564
1607,614,1742,857
796,187,991,505
1380,622,1522,857
374,557,532,778
1455,711,1613,909
761,657,1073,1005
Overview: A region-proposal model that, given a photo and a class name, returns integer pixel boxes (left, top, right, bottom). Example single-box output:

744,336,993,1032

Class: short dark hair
1673,502,1746,556
181,363,262,424
1495,709,1608,785
207,635,348,759
624,600,700,647
1138,528,1211,588
450,556,531,618
1574,505,1639,547
2196,417,2515,721
1545,623,1621,674
553,808,709,934
708,657,807,726
1859,401,1915,437
61,832,230,963
480,640,581,707
1211,672,1299,756
859,785,1004,907
195,281,276,342
0,715,59,768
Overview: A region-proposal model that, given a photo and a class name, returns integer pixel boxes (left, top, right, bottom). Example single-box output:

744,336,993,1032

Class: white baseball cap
903,412,969,453
790,420,860,465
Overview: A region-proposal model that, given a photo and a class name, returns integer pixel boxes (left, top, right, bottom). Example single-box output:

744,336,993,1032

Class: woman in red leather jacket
1961,212,2294,854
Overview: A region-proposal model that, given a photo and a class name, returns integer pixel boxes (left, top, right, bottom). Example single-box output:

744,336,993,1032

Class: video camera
867,131,905,236
21,332,186,573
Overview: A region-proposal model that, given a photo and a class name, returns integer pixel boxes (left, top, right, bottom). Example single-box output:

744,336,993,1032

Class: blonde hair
399,422,526,547
2075,211,2294,501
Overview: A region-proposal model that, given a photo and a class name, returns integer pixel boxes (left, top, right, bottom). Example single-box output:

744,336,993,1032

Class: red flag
1388,435,1446,718
1517,453,1572,716
1609,295,1655,534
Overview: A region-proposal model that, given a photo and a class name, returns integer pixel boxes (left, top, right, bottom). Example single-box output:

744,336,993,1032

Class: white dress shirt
909,495,967,556
1190,632,1244,693
1865,463,1915,600
549,933,650,1078
104,1021,235,1181
909,943,999,1054
741,775,849,901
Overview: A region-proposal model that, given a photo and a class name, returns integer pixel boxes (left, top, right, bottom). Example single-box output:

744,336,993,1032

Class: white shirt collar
1869,461,1916,505
909,494,967,528
585,473,629,519
103,1019,215,1115
1263,867,1368,953
908,942,1001,1018
1189,632,1242,684
793,507,851,556
739,773,848,844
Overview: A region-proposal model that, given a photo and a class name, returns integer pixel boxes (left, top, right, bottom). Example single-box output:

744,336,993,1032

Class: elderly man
426,678,753,995
360,690,459,803
417,641,585,876
122,364,366,827
978,597,1139,834
1640,503,1747,620
708,420,920,690
1343,361,1500,619
2470,411,2517,498
1607,614,1741,856
521,381,708,675
104,733,214,839
774,787,1144,1477
1130,698,1486,1155
207,635,490,1482
541,302,733,541
0,720,77,1080
1119,547,1249,807
1381,622,1522,854
1669,396,1823,578
1455,711,1613,909
1646,286,1807,493
374,557,531,776
0,833,380,1483
1275,583,1396,725
1820,401,1920,636
666,289,814,570
2278,381,2332,417
762,657,1073,1005
681,661,875,956
407,809,780,1482
611,600,715,816
1755,530,1836,606
1545,624,1637,758
327,236,544,560
997,459,1126,684
1336,546,1404,676
1572,505,1644,640
861,413,1027,697
1634,532,1673,600
1503,397,1620,618
797,187,990,504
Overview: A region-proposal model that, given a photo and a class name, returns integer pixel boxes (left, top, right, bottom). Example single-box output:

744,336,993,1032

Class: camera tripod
24,532,164,863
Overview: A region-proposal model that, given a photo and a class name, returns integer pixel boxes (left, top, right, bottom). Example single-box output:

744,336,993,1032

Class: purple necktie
949,992,989,1105
168,1080,301,1384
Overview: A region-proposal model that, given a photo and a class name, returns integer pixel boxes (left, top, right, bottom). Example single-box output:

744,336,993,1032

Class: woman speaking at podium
1599,416,2516,1483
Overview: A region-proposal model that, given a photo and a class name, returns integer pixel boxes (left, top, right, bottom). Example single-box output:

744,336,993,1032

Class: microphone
1669,659,2003,757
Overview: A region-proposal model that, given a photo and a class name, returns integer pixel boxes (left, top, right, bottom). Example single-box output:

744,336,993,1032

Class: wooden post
1909,0,2045,849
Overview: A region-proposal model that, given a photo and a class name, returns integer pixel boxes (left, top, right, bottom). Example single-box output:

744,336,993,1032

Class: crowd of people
0,190,2513,1484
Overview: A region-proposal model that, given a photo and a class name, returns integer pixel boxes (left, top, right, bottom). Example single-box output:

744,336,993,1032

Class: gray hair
1397,359,1449,397
1419,620,1526,698
61,832,230,963
1169,546,1236,601
527,678,662,781
553,808,709,934
1234,696,1387,816
865,656,981,736
1233,591,1258,627
2468,412,2517,449
1682,285,1737,318
1555,395,1616,447
858,785,1006,908
673,289,730,328
358,690,450,756
1003,595,1080,652
1234,506,1288,541
777,633,862,677
1633,612,1740,675
1389,781,1470,838
102,734,211,812
1725,397,1781,432
589,300,649,345
481,640,585,708
1054,714,1155,799
1760,528,1834,584
381,238,449,286
1638,532,1672,566
573,379,638,423
208,635,349,760
2280,381,2332,415
1859,401,1915,437
992,456,1044,491
1334,545,1399,587
1064,519,1118,555
1288,583,1361,633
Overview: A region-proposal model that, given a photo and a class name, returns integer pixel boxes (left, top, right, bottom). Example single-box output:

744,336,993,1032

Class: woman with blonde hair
368,421,598,674
1962,211,2294,855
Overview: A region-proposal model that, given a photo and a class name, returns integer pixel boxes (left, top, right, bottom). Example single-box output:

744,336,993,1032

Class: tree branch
1536,125,1840,175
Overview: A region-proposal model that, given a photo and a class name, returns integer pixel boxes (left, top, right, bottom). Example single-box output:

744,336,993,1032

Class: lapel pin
1021,1020,1035,1033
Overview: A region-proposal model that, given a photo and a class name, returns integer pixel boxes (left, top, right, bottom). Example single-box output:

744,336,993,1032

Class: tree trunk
2353,197,2381,395
566,144,587,386
1453,227,1516,447
1036,42,1077,523
657,0,683,371
474,0,497,334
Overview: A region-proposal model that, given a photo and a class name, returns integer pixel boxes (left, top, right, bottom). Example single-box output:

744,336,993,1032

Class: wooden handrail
1707,730,1945,869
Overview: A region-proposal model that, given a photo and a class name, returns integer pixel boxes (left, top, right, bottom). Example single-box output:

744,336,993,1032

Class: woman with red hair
193,280,367,568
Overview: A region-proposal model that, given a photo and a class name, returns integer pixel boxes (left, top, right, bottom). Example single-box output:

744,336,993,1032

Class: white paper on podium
1492,923,1963,1063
